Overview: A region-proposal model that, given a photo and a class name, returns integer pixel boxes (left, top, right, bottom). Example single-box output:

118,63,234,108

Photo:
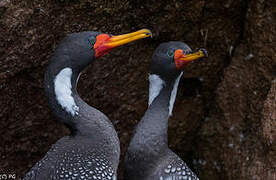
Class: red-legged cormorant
23,29,152,180
124,42,208,180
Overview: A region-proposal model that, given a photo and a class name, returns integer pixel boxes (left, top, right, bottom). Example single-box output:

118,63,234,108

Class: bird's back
155,150,198,180
24,135,118,180
125,148,198,180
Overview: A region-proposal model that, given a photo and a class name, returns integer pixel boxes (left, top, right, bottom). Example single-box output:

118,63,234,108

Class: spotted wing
158,156,199,180
23,136,117,180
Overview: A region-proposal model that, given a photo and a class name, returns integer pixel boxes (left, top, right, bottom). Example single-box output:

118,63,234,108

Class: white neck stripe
148,74,165,106
148,73,183,116
54,68,79,116
169,72,183,116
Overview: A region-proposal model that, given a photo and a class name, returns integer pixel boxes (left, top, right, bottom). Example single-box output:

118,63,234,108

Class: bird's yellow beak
94,29,152,58
106,29,152,48
174,48,208,70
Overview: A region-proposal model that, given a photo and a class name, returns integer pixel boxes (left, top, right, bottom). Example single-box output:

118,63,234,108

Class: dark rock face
0,0,275,179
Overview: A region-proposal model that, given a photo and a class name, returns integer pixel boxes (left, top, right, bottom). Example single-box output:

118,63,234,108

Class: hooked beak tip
145,32,153,38
200,48,208,57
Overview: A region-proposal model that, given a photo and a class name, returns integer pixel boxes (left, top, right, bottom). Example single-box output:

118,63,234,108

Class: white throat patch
169,72,183,116
148,74,165,106
148,73,183,116
54,68,79,116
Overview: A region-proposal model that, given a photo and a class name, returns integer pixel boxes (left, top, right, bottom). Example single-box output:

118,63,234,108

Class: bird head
150,41,208,82
54,29,152,72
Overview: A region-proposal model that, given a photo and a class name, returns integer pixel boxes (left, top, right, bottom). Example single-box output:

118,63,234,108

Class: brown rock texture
0,0,275,179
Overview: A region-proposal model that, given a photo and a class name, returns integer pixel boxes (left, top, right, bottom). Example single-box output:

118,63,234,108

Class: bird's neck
44,65,116,138
129,73,182,153
148,73,183,116
44,65,120,168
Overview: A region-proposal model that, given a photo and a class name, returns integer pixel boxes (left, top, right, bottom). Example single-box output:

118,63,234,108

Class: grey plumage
24,136,117,180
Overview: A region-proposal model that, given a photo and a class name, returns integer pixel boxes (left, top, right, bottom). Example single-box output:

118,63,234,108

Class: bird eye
167,50,174,57
88,36,96,45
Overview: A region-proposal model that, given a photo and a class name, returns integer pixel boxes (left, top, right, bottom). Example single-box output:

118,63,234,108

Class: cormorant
124,42,207,180
24,29,152,180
